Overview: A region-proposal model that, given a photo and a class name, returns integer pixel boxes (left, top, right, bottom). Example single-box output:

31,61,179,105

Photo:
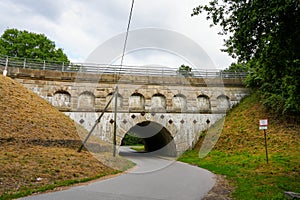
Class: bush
121,132,144,146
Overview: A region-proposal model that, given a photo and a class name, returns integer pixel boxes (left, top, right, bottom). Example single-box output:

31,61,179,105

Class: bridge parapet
0,55,247,79
2,65,245,86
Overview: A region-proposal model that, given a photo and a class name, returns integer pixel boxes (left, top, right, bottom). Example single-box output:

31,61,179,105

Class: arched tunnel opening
121,121,177,157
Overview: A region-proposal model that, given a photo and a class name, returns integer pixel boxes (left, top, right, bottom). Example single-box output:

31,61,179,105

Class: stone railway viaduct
2,66,249,156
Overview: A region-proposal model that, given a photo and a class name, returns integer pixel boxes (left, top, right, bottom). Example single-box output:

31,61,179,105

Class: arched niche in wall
129,93,145,111
217,95,230,111
197,95,211,112
106,92,123,110
151,93,166,112
172,94,187,112
52,90,71,108
77,91,95,110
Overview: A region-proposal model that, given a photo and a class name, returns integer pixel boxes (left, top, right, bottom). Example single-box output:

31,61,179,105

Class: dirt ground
203,175,235,200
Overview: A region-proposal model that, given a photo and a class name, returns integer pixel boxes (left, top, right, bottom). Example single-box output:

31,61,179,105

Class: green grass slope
179,93,300,199
0,75,122,199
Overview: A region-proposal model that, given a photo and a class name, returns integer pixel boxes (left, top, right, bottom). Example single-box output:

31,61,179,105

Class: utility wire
78,1,135,154
119,0,135,72
113,0,135,156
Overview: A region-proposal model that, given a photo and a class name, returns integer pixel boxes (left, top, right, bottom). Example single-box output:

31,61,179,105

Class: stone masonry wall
3,67,249,154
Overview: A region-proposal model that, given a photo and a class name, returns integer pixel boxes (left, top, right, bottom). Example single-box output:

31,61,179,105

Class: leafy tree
221,62,248,78
223,62,248,73
177,64,193,77
0,28,69,62
192,0,300,114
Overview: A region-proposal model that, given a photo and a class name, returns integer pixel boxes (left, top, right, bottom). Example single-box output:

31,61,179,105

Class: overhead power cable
113,0,135,156
78,0,135,154
119,0,135,71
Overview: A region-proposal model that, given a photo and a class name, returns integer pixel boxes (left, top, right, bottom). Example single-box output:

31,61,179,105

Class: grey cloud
8,0,66,21
0,0,234,67
86,28,214,69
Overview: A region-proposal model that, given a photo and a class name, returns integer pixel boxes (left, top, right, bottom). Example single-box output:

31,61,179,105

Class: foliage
179,93,300,199
121,132,144,146
222,62,248,73
177,64,193,77
192,0,300,115
0,28,69,63
221,62,249,78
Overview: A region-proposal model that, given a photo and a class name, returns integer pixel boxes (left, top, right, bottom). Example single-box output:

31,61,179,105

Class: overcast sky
0,0,234,69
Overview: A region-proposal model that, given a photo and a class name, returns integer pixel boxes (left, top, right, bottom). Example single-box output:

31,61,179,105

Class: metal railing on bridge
0,54,248,79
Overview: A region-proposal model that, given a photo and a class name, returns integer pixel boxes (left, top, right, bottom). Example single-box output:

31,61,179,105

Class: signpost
113,87,119,157
259,119,268,163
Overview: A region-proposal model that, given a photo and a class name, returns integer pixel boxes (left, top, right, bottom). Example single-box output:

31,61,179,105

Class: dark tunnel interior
121,121,177,157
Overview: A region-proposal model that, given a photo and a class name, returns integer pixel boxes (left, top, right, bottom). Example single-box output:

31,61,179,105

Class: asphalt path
20,147,215,200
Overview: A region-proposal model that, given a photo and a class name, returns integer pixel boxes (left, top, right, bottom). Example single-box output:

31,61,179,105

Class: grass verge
0,171,118,200
130,145,145,152
178,93,299,199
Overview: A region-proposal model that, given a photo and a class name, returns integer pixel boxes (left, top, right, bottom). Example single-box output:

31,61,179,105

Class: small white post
5,57,8,67
3,69,7,76
23,58,26,68
43,60,46,70
3,57,8,76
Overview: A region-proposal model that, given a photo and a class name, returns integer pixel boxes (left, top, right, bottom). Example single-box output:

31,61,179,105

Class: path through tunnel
121,121,177,157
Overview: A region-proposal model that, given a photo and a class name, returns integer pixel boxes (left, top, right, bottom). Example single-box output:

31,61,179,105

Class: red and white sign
259,119,268,130
259,119,268,126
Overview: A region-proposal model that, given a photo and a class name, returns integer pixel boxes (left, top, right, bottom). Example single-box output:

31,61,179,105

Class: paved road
20,147,215,200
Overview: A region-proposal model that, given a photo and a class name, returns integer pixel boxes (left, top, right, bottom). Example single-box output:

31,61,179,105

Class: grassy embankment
179,93,299,199
0,75,133,199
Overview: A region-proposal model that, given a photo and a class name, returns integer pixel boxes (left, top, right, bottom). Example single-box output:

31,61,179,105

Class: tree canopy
177,64,193,77
222,62,248,73
0,28,69,62
193,0,300,115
